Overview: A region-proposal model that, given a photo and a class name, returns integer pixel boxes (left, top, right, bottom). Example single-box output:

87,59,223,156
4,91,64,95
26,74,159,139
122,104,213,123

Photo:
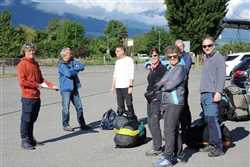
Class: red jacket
17,57,54,99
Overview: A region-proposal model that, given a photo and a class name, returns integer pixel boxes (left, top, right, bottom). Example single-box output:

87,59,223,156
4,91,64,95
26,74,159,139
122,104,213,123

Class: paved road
0,66,249,167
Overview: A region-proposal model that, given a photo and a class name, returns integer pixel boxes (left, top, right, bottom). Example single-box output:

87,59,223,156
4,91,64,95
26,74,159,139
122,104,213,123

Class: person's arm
184,52,192,73
110,76,116,94
58,62,79,78
161,65,186,91
214,54,226,102
72,59,84,71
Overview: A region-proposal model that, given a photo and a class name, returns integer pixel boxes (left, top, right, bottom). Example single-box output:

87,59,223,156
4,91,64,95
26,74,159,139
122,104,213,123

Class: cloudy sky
1,0,250,26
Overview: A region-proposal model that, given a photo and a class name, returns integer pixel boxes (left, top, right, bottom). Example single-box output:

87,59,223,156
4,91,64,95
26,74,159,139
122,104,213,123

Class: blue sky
1,0,249,27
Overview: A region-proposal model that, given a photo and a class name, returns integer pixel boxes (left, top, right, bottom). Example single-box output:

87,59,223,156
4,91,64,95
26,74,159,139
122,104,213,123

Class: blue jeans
61,90,86,127
201,92,223,150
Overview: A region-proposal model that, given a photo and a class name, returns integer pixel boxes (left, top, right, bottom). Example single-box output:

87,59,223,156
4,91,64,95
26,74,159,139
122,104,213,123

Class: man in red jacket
17,42,58,150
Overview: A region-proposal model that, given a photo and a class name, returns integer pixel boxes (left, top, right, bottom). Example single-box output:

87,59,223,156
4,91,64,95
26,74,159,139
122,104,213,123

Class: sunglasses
149,54,158,58
167,55,178,59
202,44,213,49
25,44,35,49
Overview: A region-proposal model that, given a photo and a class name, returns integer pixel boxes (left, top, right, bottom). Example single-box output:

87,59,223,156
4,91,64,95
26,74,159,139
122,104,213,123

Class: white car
225,52,250,77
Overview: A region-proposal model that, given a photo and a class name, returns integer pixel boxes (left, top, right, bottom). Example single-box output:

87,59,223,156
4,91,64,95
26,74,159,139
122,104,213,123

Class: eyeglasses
25,44,35,49
167,55,178,59
149,54,158,58
115,49,122,53
202,44,213,49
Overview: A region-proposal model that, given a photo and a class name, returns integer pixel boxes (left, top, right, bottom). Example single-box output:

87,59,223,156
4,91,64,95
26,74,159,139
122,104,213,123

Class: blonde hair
20,42,36,56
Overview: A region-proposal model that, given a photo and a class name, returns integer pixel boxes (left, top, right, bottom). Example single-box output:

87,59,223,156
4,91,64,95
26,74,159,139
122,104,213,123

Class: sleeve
184,53,193,73
161,65,186,91
216,55,226,93
72,59,84,71
128,58,134,80
58,62,79,78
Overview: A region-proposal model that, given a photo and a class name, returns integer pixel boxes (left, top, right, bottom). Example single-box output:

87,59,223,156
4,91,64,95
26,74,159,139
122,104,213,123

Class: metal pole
158,31,161,52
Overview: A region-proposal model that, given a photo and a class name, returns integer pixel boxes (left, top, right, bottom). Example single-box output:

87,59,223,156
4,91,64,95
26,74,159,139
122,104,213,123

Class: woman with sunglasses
199,37,226,157
145,47,167,156
153,45,187,167
17,42,59,150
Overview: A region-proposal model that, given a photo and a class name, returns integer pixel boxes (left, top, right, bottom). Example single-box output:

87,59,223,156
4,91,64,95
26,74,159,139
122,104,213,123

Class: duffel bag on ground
114,121,146,148
185,123,231,149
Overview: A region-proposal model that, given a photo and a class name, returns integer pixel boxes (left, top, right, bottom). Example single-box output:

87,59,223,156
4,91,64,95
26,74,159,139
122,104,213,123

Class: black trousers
162,103,185,160
116,88,134,114
20,97,41,139
147,100,162,151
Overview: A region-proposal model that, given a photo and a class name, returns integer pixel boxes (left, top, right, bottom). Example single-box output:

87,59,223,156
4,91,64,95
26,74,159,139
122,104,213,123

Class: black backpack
185,122,231,149
100,109,117,130
114,121,146,148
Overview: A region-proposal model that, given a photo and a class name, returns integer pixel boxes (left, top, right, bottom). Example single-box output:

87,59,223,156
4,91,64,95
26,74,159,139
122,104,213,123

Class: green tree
164,0,229,54
0,10,23,58
103,20,128,44
16,24,37,43
57,21,85,50
218,40,250,56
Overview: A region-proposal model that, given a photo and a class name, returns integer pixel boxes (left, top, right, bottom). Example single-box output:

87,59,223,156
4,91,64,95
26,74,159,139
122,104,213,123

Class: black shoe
21,138,35,150
208,147,224,157
29,137,44,147
80,124,91,130
199,145,215,152
63,126,74,132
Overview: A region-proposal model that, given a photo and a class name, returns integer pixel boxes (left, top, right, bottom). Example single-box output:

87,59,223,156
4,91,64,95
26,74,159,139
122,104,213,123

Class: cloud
226,0,250,20
2,0,249,26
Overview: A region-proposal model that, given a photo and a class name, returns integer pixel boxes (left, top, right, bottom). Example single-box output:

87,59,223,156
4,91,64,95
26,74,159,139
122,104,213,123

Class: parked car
138,54,149,61
144,56,170,70
225,52,250,77
231,58,250,88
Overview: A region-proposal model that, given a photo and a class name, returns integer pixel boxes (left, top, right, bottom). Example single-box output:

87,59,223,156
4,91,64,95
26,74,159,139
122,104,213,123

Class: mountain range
1,1,249,42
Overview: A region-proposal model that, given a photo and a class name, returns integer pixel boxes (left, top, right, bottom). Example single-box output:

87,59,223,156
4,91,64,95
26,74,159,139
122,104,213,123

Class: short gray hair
175,39,185,47
60,48,70,58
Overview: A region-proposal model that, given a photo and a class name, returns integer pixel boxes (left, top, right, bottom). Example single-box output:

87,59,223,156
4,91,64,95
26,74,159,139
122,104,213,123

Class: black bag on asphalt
185,122,231,149
100,109,117,130
114,121,146,148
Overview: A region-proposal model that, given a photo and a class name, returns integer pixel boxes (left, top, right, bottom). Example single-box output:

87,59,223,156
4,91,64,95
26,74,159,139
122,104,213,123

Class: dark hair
148,47,160,55
116,44,126,54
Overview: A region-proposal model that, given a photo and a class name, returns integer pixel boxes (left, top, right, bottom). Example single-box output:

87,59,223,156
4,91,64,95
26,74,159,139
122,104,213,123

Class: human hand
128,87,132,94
53,86,59,91
110,87,115,94
214,92,221,102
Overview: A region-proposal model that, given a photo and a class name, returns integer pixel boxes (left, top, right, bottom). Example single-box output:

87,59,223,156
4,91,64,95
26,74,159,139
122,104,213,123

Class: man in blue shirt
175,39,192,142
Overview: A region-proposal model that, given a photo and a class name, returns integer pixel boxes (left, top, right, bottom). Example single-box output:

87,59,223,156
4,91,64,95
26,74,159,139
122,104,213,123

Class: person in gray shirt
199,37,226,157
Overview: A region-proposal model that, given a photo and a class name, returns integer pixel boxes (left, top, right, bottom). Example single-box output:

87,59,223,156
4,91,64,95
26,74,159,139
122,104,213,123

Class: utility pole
158,31,161,52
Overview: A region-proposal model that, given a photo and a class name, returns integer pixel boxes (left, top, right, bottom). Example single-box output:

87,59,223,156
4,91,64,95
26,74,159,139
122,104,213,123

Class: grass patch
0,73,17,78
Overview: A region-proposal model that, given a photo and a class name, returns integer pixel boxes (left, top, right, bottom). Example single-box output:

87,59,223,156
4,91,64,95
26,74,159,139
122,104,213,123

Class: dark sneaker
21,138,35,150
172,156,187,164
153,156,173,167
208,147,224,157
80,124,91,130
63,126,74,132
199,145,215,152
146,148,163,156
29,137,44,147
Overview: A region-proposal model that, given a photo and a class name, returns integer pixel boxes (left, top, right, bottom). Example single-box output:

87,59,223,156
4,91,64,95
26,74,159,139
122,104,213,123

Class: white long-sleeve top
113,56,134,88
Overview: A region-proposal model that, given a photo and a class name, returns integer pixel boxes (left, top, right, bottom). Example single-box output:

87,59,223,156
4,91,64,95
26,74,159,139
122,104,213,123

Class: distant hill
0,2,152,38
1,2,249,42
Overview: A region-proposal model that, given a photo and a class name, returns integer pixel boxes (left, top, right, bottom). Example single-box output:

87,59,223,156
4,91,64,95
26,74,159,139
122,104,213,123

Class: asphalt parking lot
0,65,249,167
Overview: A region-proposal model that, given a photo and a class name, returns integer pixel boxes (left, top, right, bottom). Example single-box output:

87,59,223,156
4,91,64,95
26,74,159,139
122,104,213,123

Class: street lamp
158,31,161,52
106,35,110,55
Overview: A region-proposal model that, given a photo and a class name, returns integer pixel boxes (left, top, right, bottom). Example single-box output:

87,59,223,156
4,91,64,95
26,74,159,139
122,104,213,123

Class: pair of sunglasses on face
149,54,158,58
25,44,35,49
202,44,213,49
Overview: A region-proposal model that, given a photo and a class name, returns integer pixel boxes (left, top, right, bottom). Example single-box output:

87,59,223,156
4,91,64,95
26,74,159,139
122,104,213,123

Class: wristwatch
129,85,133,88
